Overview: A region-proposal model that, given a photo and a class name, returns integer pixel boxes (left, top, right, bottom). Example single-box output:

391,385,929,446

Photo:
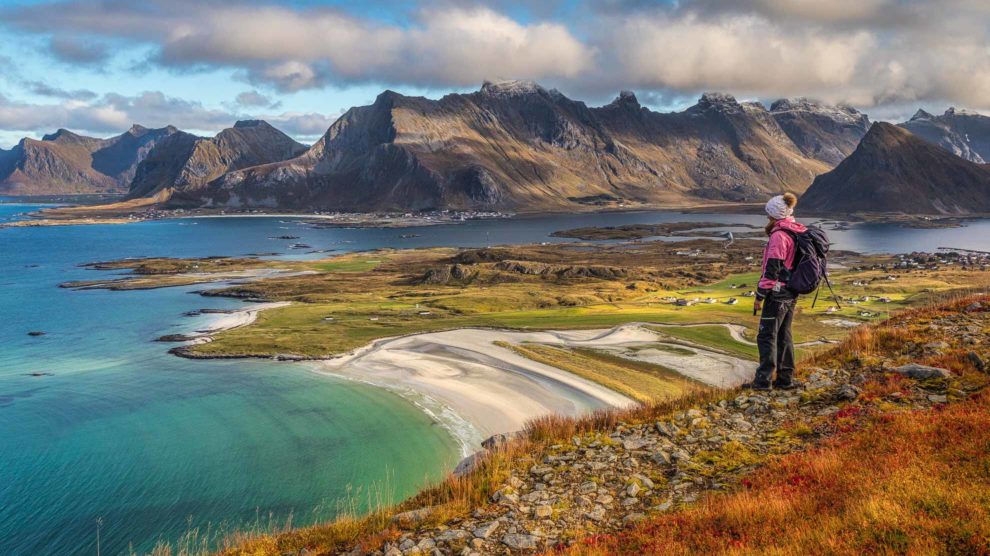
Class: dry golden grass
499,342,703,403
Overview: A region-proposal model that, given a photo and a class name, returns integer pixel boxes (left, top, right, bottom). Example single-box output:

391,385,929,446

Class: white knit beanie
765,195,793,220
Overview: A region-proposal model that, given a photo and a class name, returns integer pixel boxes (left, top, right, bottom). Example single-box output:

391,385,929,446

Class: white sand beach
192,302,291,338
313,324,756,455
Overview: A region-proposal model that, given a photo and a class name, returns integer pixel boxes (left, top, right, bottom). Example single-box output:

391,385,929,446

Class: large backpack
778,225,832,297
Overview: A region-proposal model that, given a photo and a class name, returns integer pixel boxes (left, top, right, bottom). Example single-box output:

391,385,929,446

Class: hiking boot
772,379,803,390
741,381,772,391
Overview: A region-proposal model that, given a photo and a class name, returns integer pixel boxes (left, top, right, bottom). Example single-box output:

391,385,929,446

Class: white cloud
585,0,990,113
2,0,990,119
234,90,279,109
4,2,592,92
607,14,874,98
0,91,336,143
250,61,325,93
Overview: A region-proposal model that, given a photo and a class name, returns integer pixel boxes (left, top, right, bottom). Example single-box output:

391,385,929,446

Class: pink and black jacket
756,218,807,300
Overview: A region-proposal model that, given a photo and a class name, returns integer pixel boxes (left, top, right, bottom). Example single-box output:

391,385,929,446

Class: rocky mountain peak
945,107,980,117
899,106,990,163
804,120,990,214
373,89,406,108
608,90,640,109
860,121,908,146
770,98,866,123
480,79,546,98
770,98,806,112
691,92,742,114
233,120,269,129
700,91,738,104
770,97,842,114
127,124,149,136
41,128,85,143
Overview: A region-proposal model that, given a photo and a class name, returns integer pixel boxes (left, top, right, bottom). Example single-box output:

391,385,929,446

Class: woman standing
744,192,805,391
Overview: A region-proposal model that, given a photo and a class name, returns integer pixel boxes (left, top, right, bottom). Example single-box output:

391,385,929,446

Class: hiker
744,192,805,391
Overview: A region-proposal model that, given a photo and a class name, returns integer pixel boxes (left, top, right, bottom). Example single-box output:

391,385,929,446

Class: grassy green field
75,243,988,365
648,325,759,360
313,258,386,272
203,272,980,357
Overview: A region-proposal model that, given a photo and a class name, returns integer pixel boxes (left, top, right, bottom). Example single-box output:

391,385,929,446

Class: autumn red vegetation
562,295,990,556
563,389,990,555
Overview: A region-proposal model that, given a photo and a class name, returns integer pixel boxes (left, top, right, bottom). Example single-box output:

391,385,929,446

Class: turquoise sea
4,200,990,555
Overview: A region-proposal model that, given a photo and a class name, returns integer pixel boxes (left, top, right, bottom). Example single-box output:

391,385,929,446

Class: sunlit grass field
498,342,702,403
187,253,978,359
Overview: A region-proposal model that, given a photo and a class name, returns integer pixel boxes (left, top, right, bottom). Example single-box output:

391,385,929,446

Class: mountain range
0,125,178,195
127,120,307,201
2,80,988,214
190,83,868,211
803,122,990,214
899,108,990,164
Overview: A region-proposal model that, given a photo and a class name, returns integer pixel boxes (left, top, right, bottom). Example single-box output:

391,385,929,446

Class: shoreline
170,317,756,458
297,323,754,457
7,203,984,231
169,301,291,345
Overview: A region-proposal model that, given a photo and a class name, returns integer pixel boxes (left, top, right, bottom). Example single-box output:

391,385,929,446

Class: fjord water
4,202,990,555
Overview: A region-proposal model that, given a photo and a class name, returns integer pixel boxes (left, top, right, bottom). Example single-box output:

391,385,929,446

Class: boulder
473,521,500,539
966,351,986,372
835,384,861,401
389,506,436,527
453,452,483,476
892,363,952,379
436,529,470,543
501,534,538,550
481,431,524,450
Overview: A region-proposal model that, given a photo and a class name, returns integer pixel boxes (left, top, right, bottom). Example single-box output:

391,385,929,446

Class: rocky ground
249,297,989,556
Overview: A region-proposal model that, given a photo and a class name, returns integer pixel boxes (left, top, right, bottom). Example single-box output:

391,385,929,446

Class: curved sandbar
313,324,755,455
183,302,292,344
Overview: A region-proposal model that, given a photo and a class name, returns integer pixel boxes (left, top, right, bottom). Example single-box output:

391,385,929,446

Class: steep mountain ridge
591,92,845,202
128,120,307,202
0,125,178,195
92,125,180,185
1,84,875,209
899,108,990,163
802,122,990,214
770,98,871,165
196,83,863,211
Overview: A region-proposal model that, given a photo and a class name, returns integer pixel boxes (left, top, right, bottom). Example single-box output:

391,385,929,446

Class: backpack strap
775,228,798,242
772,228,799,268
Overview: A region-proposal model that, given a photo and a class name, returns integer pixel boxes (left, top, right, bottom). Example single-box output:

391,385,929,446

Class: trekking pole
824,273,841,309
811,284,821,309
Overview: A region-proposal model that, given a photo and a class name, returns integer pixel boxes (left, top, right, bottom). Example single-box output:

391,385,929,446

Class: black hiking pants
754,292,797,387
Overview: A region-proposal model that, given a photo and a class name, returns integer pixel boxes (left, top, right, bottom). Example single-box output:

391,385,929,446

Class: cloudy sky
1,0,987,148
